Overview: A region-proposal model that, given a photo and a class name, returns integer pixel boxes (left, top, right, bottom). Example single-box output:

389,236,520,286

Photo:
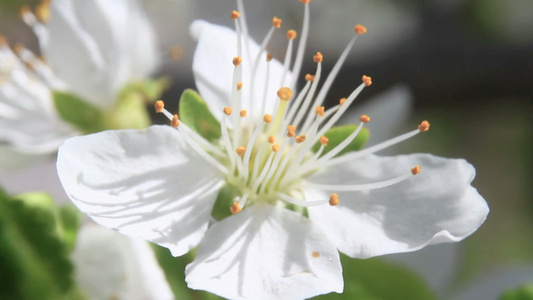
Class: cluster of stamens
156,0,430,215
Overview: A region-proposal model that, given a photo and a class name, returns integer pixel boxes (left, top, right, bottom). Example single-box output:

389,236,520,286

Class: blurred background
1,0,532,299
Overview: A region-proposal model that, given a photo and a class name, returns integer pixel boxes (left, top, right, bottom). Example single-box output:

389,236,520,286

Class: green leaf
53,91,108,134
179,89,221,141
121,78,171,103
211,184,241,221
108,89,151,130
58,204,83,253
314,254,435,300
0,191,75,299
500,283,533,300
311,125,369,157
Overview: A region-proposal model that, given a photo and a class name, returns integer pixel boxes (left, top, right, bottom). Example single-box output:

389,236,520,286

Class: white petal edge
186,203,343,300
71,224,173,300
57,125,224,256
305,153,489,258
190,20,290,120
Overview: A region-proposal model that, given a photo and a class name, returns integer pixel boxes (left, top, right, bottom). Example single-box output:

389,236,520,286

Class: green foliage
121,78,170,103
315,254,435,300
500,283,533,300
179,89,222,141
311,125,369,157
58,204,83,253
0,190,76,300
53,91,108,134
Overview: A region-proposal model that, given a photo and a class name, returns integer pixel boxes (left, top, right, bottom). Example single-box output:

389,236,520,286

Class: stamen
0,35,7,47
284,78,312,129
313,52,323,63
291,56,322,127
240,110,247,117
418,121,430,132
233,56,242,67
339,98,347,106
354,24,367,35
411,165,421,175
329,193,339,206
171,114,180,128
230,10,241,20
154,100,164,113
362,75,372,86
320,136,329,146
170,46,184,61
230,202,242,214
360,114,370,123
277,87,293,101
305,74,315,81
272,17,282,28
35,0,51,23
287,125,296,138
268,135,276,143
309,170,415,191
242,121,266,181
300,0,311,3
287,30,297,40
237,82,243,90
312,252,320,258
263,114,272,123
280,33,296,87
277,193,330,207
272,144,281,152
315,106,325,117
290,0,310,90
236,146,246,156
224,106,233,115
295,135,306,143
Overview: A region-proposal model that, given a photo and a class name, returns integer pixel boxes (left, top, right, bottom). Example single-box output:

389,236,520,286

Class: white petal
71,224,173,300
57,125,224,256
186,204,343,300
46,0,159,108
191,20,289,120
306,153,489,258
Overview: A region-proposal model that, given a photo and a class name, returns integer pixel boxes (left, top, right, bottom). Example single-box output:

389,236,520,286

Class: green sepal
120,77,171,104
314,254,436,300
500,283,533,300
58,204,83,254
53,91,108,134
108,88,151,130
311,125,369,157
210,184,240,221
179,89,221,141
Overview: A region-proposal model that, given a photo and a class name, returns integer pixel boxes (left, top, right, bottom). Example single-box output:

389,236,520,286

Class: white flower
71,224,174,300
0,0,159,168
57,1,489,299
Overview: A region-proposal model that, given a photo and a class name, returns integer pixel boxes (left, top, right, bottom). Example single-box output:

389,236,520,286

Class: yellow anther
223,106,233,115
266,53,273,62
237,82,243,90
230,202,242,215
360,114,370,123
236,146,246,156
320,135,329,146
287,30,297,40
272,144,281,152
287,125,296,138
272,17,282,28
354,24,367,35
295,135,306,144
313,52,323,63
329,193,339,206
230,10,240,20
300,0,311,4
240,110,247,117
233,56,242,67
277,87,293,101
362,75,372,86
305,74,315,82
339,98,347,106
0,35,8,47
19,6,31,18
170,46,184,61
171,114,180,128
312,251,320,258
35,0,51,23
267,135,276,144
263,114,272,123
418,120,430,132
411,165,421,175
315,106,325,117
154,100,165,113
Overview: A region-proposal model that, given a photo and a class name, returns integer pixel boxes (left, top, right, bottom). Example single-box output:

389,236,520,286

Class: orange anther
329,193,339,206
230,10,240,20
170,46,184,61
312,251,320,258
287,125,296,138
267,135,276,144
223,106,233,115
263,114,272,123
418,120,430,132
266,53,273,62
272,17,282,28
171,114,180,128
362,75,372,87
313,52,323,63
277,87,293,101
154,100,165,113
295,135,306,144
35,0,51,23
0,35,7,47
360,114,370,123
236,146,246,156
300,0,311,4
13,43,24,54
305,74,316,81
287,30,297,40
411,165,421,175
240,110,247,117
230,202,242,214
237,82,243,90
233,56,242,67
354,24,367,35
315,106,325,117
272,144,281,152
320,136,329,146
339,98,347,106
19,6,31,18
